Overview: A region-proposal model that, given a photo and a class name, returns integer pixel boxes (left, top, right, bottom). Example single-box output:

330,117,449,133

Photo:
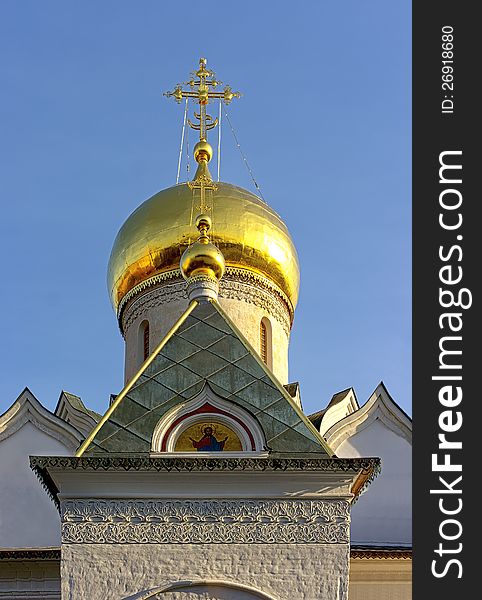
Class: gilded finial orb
193,140,213,163
195,213,212,234
180,216,225,282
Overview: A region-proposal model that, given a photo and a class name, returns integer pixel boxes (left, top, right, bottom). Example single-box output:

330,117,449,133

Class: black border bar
413,3,477,596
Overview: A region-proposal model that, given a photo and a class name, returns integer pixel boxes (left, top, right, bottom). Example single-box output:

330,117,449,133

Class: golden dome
107,181,300,314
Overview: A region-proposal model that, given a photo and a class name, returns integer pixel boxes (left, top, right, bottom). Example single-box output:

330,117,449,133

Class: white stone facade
60,498,351,545
323,384,412,547
0,389,80,549
33,455,359,600
61,543,349,600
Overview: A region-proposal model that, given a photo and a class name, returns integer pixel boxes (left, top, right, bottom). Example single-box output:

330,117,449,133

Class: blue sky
0,1,411,418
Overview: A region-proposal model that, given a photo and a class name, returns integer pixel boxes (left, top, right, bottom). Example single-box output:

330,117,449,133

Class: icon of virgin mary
189,426,228,451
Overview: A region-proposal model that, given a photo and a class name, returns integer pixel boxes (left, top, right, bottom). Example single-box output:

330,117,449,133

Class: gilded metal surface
108,181,300,312
109,59,298,312
180,212,225,281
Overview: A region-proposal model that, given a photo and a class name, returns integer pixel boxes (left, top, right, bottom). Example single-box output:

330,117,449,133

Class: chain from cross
164,58,241,142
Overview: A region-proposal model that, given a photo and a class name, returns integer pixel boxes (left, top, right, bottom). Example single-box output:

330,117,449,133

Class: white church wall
0,422,71,548
335,420,411,546
0,391,82,549
62,543,350,600
322,384,412,547
54,470,356,600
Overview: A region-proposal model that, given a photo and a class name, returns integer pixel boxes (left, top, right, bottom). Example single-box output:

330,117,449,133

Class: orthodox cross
164,58,241,216
164,57,241,143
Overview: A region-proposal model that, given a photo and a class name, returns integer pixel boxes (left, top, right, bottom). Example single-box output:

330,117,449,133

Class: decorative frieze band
61,499,350,545
120,269,292,336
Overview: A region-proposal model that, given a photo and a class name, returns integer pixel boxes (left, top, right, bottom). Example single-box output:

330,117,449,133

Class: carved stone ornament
120,269,292,336
61,499,350,544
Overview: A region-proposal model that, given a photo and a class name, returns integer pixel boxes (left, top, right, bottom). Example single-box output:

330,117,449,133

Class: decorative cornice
118,269,183,317
121,279,186,334
0,546,412,562
119,267,293,336
350,546,412,560
220,277,291,336
5,547,412,562
185,272,220,303
0,547,61,561
30,455,380,513
31,458,61,512
30,455,379,474
223,267,293,315
61,499,350,544
0,546,410,563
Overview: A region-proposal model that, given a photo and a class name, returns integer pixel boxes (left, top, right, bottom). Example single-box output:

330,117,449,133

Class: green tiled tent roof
83,301,332,456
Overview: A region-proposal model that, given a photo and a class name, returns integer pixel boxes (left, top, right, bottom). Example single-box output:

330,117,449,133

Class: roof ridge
75,301,199,457
212,301,335,457
56,391,102,420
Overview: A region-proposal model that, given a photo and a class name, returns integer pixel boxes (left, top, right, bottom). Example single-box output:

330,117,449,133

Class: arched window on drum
138,320,150,366
260,317,272,369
